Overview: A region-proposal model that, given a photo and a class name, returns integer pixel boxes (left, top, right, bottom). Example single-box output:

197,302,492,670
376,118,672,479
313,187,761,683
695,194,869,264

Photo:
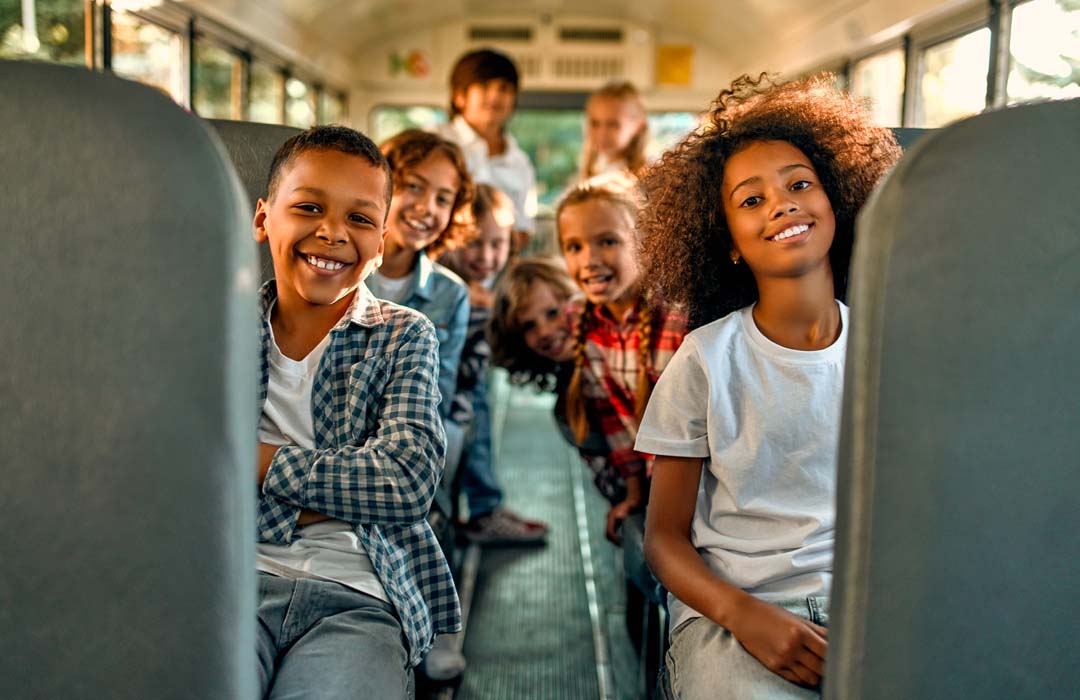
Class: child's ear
253,198,269,243
452,89,467,113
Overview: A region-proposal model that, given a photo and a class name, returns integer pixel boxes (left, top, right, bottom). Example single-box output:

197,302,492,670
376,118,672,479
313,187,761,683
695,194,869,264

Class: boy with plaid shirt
252,126,459,698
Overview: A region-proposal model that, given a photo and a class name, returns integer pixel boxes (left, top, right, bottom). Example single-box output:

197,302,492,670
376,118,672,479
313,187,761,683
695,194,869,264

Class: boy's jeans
257,573,411,699
665,597,829,700
458,379,503,519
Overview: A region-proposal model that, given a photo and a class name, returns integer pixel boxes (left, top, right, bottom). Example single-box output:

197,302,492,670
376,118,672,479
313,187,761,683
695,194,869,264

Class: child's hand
606,473,645,544
257,442,279,486
727,595,828,688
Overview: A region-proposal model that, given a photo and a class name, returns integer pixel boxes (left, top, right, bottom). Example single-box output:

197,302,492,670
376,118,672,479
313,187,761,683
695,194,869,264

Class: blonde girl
556,182,687,543
580,81,649,181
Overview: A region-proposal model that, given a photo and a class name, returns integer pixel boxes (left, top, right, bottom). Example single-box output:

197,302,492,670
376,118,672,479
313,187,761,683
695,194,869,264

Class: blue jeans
458,378,503,518
665,597,829,700
256,573,411,699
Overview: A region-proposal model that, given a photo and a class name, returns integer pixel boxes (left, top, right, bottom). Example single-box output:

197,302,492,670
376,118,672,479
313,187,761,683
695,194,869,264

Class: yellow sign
656,45,693,86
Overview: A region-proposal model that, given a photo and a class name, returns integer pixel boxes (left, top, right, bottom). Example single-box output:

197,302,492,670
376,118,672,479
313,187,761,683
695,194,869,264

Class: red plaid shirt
580,300,688,477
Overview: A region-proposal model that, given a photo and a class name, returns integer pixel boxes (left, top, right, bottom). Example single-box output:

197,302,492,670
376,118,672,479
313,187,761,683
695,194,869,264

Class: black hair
266,125,393,213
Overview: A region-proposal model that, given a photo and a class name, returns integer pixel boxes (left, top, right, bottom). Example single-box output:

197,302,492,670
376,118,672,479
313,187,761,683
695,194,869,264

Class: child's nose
770,199,799,219
317,222,347,244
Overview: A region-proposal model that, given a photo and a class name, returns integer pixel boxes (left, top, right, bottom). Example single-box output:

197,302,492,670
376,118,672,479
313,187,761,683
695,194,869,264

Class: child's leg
458,385,503,518
665,598,828,700
258,574,410,700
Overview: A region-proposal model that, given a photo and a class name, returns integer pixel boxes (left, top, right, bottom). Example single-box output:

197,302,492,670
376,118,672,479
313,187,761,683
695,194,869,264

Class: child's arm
257,315,446,535
435,288,471,420
645,455,828,689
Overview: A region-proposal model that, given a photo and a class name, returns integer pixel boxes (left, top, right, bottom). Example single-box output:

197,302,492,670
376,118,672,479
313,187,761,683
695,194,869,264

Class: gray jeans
257,572,411,700
665,597,829,700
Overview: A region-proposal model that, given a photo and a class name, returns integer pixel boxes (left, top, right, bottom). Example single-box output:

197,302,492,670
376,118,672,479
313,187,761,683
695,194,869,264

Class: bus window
369,105,446,144
0,0,85,65
1007,0,1080,104
319,90,348,125
248,60,284,124
110,10,184,103
192,39,242,120
285,76,315,128
851,47,906,127
917,26,991,127
647,111,699,159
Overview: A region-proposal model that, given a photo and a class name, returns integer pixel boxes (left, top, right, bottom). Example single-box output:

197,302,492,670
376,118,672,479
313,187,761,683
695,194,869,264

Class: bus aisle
454,371,641,700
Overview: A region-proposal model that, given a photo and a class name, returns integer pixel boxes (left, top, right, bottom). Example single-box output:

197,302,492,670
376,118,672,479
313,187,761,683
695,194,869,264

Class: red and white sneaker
464,508,549,545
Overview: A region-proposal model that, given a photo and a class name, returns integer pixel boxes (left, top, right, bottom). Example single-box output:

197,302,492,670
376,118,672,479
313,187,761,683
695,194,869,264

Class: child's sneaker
464,508,548,545
421,633,466,682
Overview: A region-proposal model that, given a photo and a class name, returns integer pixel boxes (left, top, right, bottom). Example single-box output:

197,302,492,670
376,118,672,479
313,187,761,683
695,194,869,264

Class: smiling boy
252,126,459,699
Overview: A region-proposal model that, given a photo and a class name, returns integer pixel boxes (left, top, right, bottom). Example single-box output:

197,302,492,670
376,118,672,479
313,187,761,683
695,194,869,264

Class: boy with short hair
434,48,537,252
252,125,459,698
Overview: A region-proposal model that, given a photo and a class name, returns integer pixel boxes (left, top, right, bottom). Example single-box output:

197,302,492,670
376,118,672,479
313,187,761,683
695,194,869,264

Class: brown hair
379,129,476,256
448,48,520,118
638,73,901,328
488,257,580,391
581,81,649,179
555,182,656,444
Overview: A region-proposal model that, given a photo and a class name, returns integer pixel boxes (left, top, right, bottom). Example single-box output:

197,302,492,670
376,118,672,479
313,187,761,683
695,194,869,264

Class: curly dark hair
638,73,901,328
379,129,476,256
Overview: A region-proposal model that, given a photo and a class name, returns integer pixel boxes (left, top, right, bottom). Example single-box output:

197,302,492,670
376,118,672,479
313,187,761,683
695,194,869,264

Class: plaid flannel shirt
581,301,688,478
257,281,461,666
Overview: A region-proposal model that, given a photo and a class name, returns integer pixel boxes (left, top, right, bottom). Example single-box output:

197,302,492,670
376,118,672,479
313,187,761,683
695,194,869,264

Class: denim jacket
367,252,470,421
256,281,461,666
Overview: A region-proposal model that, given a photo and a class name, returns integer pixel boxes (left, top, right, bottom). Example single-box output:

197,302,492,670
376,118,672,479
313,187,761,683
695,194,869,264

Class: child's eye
349,213,373,225
602,237,620,247
406,182,423,193
521,320,536,332
294,203,322,213
739,195,762,208
563,242,581,253
791,180,812,191
437,195,454,207
545,307,559,319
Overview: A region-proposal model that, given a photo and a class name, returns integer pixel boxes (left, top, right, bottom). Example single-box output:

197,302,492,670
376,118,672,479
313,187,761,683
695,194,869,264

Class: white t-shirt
434,115,537,233
256,301,388,603
367,270,413,303
635,302,848,631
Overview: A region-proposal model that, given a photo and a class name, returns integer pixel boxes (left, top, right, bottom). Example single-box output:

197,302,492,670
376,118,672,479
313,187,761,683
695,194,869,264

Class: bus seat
828,97,1080,700
0,61,258,700
889,127,932,150
206,119,301,283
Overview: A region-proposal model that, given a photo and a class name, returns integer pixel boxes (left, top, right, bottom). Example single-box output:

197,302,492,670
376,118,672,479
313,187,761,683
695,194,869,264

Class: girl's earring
730,252,741,265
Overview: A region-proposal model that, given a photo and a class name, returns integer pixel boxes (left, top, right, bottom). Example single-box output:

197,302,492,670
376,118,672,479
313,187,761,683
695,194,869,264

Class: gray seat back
0,61,258,700
828,98,1080,699
207,119,302,282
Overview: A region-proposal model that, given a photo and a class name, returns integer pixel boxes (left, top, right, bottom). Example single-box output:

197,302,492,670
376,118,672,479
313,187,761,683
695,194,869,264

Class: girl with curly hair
367,129,475,420
557,182,689,544
634,74,900,699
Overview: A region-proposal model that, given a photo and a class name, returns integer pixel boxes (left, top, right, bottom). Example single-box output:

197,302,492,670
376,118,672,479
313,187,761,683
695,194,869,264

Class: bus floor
428,371,643,700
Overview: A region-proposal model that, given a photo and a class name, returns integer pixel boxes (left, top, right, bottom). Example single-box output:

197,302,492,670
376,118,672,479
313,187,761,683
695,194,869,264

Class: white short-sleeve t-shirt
635,302,848,631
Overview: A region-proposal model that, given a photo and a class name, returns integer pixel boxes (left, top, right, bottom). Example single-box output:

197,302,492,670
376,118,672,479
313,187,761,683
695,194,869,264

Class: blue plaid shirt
256,281,461,666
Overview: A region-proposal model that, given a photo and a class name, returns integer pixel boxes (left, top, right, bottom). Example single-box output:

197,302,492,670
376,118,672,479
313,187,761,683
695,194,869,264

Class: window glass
369,105,446,143
646,111,699,161
111,11,184,102
319,90,347,125
0,0,85,64
918,27,991,127
851,48,906,127
193,39,241,119
1007,0,1080,104
249,60,283,124
285,76,314,128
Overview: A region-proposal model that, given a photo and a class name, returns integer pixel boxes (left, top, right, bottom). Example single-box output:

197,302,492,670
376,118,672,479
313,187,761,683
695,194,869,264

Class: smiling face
516,280,576,363
254,148,388,309
721,140,836,281
385,152,461,255
558,198,640,317
456,210,512,283
454,78,517,132
586,94,644,160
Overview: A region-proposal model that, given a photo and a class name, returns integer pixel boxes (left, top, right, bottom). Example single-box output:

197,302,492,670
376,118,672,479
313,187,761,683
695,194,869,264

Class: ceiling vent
558,27,623,43
552,55,625,80
468,26,534,42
